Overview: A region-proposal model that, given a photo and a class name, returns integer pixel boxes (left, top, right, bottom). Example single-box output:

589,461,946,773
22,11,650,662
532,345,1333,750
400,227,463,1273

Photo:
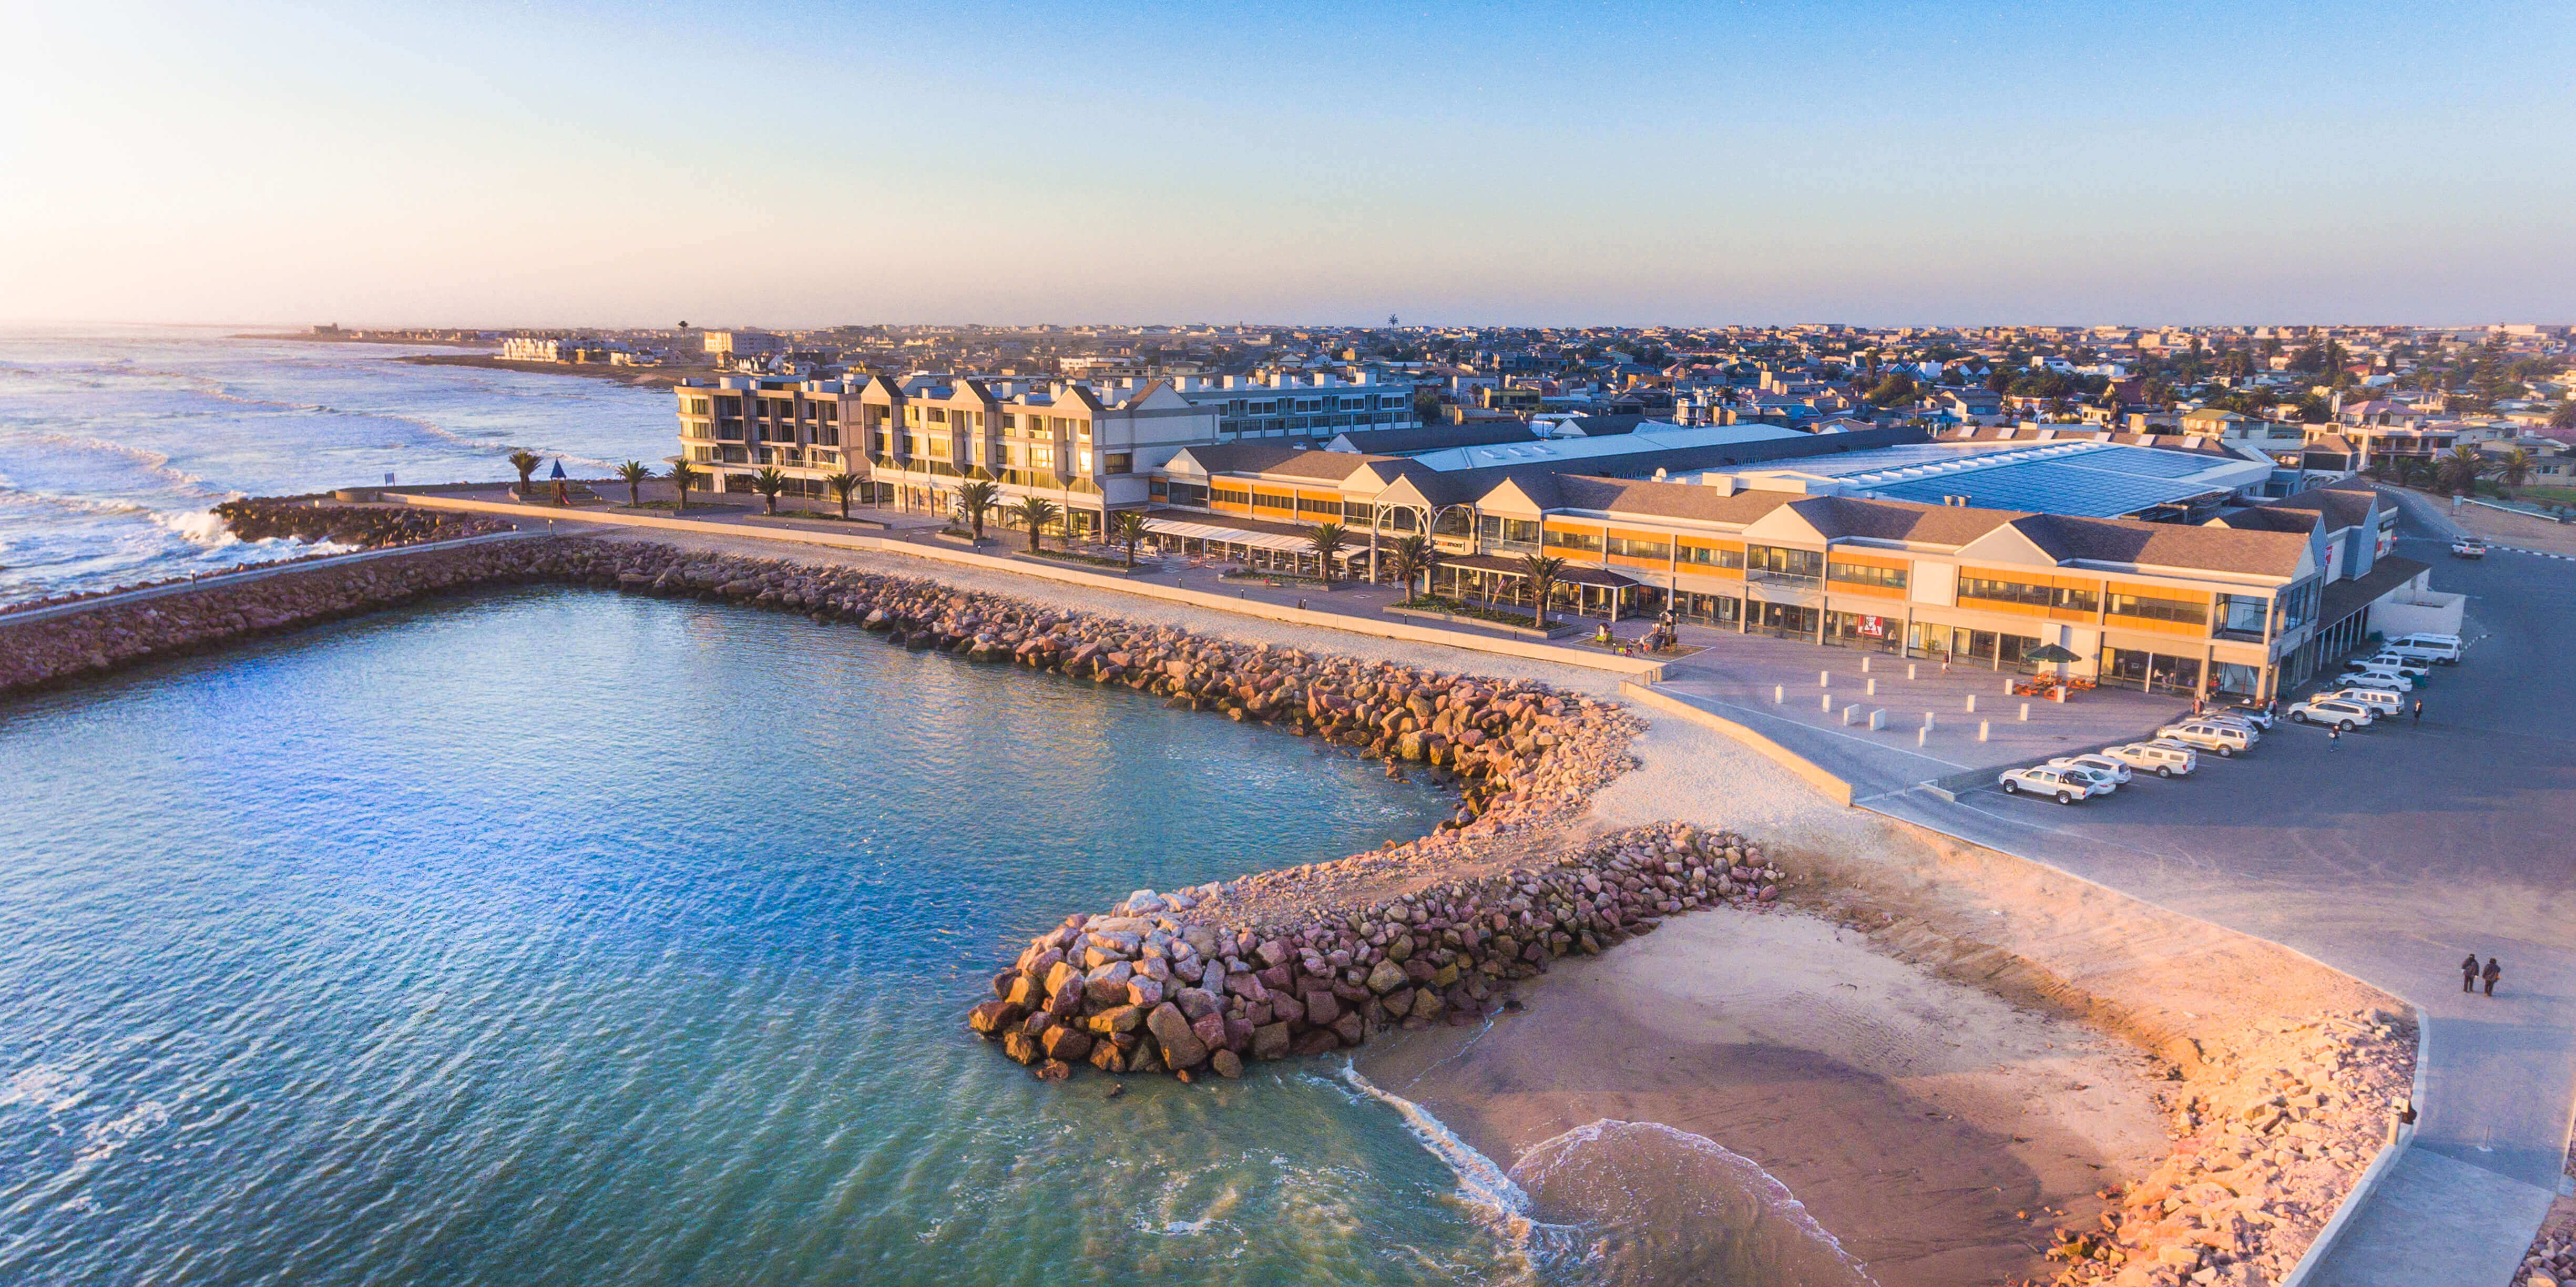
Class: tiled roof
2015,514,2312,577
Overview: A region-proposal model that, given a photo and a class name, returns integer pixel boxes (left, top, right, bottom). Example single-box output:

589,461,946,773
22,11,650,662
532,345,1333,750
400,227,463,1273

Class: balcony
1746,569,1821,590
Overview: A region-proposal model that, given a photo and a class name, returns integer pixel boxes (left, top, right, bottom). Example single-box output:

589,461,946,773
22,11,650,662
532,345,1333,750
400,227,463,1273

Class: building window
1746,545,1823,580
1543,527,1601,553
2107,592,2207,627
1295,495,1338,516
1211,486,1251,508
1680,544,1745,569
2215,593,2269,640
1606,535,1671,561
1479,516,1540,546
1103,453,1132,474
1252,492,1295,513
1169,483,1208,506
1827,560,1908,589
2052,584,2099,613
1958,575,2052,607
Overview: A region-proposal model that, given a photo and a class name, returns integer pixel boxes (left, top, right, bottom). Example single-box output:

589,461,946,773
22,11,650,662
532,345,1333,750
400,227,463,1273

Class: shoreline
394,352,715,387
0,507,2419,1286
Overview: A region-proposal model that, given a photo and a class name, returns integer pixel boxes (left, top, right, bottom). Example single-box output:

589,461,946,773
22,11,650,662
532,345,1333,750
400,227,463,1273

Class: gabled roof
2012,514,2313,578
2258,479,2389,532
1326,423,1537,455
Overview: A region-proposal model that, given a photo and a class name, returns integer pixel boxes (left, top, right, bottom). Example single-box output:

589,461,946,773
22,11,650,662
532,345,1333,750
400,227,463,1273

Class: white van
2387,634,2461,663
2327,687,2404,717
2105,741,2196,777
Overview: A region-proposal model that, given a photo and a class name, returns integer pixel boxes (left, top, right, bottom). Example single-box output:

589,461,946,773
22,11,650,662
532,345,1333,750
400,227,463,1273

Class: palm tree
507,449,544,494
1307,521,1348,583
665,457,698,512
1386,534,1437,600
2435,444,2488,496
2495,447,2534,497
825,471,865,519
954,479,1001,542
1517,553,1567,629
615,460,653,508
1009,495,1059,551
751,466,789,514
1109,510,1151,568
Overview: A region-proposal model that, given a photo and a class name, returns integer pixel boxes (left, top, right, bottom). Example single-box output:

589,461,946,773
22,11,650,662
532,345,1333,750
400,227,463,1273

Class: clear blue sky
6,1,2570,327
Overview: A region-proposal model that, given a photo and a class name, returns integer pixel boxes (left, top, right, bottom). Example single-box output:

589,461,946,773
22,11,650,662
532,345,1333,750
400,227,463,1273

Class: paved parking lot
1873,516,2576,1285
1650,629,2190,794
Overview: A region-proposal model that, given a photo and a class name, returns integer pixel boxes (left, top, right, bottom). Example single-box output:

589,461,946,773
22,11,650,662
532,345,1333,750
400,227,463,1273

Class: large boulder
967,1000,1024,1037
1211,1049,1244,1079
1147,1003,1209,1070
1041,1026,1094,1064
1086,1005,1144,1036
1300,990,1338,1027
1364,958,1407,995
1251,1022,1291,1060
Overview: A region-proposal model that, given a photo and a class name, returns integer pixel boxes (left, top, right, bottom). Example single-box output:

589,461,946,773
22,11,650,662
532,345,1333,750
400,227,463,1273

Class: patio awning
1142,516,1317,555
1442,553,1642,589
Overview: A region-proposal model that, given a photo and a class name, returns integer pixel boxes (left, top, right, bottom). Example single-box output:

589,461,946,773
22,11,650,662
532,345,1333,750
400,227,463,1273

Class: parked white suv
2158,720,2257,757
2287,697,2376,731
2340,663,2418,691
2326,687,2404,717
2104,741,2196,777
2000,765,2114,804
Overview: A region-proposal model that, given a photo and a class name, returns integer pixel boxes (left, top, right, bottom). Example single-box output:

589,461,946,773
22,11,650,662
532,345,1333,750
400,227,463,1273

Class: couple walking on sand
2461,953,2503,996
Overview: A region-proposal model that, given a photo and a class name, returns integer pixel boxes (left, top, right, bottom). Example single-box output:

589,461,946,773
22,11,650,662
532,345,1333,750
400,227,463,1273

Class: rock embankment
2029,1010,2416,1287
970,821,1791,1082
212,497,509,547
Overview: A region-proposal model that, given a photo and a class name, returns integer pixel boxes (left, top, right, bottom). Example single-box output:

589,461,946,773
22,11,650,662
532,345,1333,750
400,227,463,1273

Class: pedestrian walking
2482,956,2502,997
2462,953,2481,993
2413,699,2424,727
2327,726,2340,751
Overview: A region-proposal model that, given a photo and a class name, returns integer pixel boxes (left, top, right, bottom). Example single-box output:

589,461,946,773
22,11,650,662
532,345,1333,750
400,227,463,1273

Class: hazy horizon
9,1,2572,329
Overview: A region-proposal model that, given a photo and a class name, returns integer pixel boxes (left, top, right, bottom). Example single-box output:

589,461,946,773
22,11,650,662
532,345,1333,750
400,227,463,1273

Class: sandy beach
1357,905,2171,1286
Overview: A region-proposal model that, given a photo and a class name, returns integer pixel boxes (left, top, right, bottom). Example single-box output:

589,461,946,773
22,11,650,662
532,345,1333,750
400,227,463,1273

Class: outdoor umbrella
2024,642,2081,690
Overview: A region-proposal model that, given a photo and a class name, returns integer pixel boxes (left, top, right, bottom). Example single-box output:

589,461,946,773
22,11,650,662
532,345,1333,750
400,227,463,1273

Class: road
1869,495,2573,1284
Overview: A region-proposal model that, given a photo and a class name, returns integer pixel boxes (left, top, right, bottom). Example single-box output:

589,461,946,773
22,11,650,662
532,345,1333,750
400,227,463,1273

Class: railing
1746,569,1821,589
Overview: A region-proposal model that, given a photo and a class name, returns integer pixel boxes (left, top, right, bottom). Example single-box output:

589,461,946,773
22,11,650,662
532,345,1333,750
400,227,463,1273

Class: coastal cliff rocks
969,822,1792,1080
2027,1010,2417,1287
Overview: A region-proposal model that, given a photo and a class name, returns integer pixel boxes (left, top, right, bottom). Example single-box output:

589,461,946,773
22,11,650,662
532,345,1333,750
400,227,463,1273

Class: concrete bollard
1965,694,1977,713
2054,687,2067,703
1774,684,1784,704
1868,709,1885,731
1907,663,1918,680
2020,701,2030,721
1841,702,1860,726
1861,656,1872,672
1979,719,1990,742
1821,693,1833,712
1923,711,1937,731
1865,677,1878,696
1819,670,1831,688
1916,726,1928,748
2002,677,2015,695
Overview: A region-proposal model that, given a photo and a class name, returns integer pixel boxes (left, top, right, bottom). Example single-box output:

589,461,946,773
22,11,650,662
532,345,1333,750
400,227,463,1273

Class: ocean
0,324,671,605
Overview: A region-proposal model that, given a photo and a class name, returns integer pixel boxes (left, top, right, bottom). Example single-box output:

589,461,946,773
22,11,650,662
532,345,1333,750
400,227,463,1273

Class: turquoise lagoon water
0,589,1554,1286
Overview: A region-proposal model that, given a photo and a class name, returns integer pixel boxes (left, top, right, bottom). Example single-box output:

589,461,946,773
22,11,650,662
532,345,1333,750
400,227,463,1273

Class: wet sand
1356,910,2171,1286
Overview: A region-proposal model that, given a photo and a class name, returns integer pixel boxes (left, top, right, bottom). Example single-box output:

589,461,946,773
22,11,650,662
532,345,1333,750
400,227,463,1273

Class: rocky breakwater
214,496,510,547
2030,1009,2416,1287
0,536,588,695
970,821,1796,1083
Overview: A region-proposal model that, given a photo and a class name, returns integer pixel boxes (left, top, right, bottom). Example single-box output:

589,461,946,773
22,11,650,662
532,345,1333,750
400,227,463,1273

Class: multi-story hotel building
670,377,2445,699
672,369,1416,535
1136,438,2438,702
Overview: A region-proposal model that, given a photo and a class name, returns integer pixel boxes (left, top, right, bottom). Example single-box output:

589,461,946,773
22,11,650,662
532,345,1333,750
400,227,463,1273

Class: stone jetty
971,821,1786,1081
211,497,510,548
